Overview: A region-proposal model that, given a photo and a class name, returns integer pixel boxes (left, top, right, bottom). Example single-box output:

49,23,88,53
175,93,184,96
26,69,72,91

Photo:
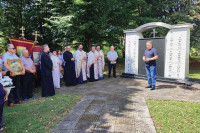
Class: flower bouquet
1,76,15,93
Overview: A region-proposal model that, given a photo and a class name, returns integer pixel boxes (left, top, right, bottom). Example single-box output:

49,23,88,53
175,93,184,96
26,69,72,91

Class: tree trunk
84,34,92,52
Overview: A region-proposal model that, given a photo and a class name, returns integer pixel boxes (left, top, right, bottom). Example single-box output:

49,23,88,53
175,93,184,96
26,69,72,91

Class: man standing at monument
96,45,105,79
143,41,158,90
87,46,98,82
74,44,87,84
107,46,118,78
63,46,77,86
40,44,55,97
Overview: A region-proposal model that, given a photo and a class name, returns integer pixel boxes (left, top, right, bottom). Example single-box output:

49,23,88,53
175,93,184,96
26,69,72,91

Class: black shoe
145,86,152,88
108,75,111,78
151,87,155,90
113,76,117,78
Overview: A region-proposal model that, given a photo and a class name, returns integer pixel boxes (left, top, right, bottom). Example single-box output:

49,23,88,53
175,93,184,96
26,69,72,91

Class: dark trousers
22,72,34,99
6,72,21,105
89,64,95,82
108,62,116,77
0,104,4,128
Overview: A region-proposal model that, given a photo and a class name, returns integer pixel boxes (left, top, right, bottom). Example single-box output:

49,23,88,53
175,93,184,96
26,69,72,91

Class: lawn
189,69,200,80
146,100,200,133
2,94,82,133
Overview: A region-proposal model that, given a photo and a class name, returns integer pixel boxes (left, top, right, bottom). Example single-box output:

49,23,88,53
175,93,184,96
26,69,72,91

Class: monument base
121,73,186,84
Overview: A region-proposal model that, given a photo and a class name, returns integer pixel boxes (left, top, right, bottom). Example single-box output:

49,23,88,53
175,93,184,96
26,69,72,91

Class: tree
69,0,133,51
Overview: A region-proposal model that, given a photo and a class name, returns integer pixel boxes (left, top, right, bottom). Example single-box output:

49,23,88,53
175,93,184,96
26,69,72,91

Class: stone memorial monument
123,22,193,81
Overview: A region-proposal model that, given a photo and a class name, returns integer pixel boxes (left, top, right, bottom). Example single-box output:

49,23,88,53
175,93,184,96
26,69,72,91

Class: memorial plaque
138,38,165,78
124,22,192,80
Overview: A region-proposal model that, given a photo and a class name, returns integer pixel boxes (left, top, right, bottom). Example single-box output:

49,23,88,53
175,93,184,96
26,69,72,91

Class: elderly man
20,50,36,101
143,41,158,90
87,46,98,82
74,44,87,84
40,44,55,97
107,46,118,78
63,46,77,86
3,44,25,107
96,45,105,79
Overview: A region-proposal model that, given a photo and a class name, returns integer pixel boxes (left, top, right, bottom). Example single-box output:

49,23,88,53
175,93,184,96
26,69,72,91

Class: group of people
40,44,119,98
0,43,118,130
0,41,158,131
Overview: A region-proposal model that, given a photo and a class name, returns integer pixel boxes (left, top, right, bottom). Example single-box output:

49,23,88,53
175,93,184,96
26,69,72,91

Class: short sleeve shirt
0,59,3,70
107,51,118,64
20,56,34,70
144,48,158,66
2,52,19,72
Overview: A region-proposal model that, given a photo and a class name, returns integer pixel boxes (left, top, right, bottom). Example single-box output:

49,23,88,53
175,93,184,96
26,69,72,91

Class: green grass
2,94,82,133
146,100,200,133
189,69,200,80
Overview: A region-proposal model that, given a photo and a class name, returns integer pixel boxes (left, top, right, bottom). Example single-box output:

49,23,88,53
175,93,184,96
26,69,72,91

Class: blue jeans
145,65,156,87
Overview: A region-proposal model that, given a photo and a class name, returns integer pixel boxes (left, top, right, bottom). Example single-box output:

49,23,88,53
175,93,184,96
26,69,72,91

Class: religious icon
33,52,40,65
7,59,23,76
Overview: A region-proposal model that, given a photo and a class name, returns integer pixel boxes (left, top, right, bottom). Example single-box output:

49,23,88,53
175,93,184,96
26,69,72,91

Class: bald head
66,46,71,52
110,46,114,51
22,50,29,58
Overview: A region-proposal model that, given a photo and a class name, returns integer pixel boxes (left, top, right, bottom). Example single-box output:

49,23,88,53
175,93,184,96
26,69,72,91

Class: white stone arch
124,22,193,80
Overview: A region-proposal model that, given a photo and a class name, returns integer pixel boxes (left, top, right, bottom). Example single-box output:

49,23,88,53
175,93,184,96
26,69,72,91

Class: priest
40,44,55,97
63,46,77,86
74,44,87,84
87,46,98,82
96,45,105,79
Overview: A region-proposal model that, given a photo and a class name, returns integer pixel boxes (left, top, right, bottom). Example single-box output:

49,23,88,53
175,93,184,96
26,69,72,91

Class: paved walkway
53,77,200,133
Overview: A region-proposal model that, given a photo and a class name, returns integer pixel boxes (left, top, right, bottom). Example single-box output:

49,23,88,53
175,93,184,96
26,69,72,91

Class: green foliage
190,47,200,57
0,0,200,52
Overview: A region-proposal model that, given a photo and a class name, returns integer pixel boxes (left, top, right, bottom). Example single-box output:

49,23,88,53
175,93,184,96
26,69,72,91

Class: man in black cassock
63,46,77,86
40,44,55,97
